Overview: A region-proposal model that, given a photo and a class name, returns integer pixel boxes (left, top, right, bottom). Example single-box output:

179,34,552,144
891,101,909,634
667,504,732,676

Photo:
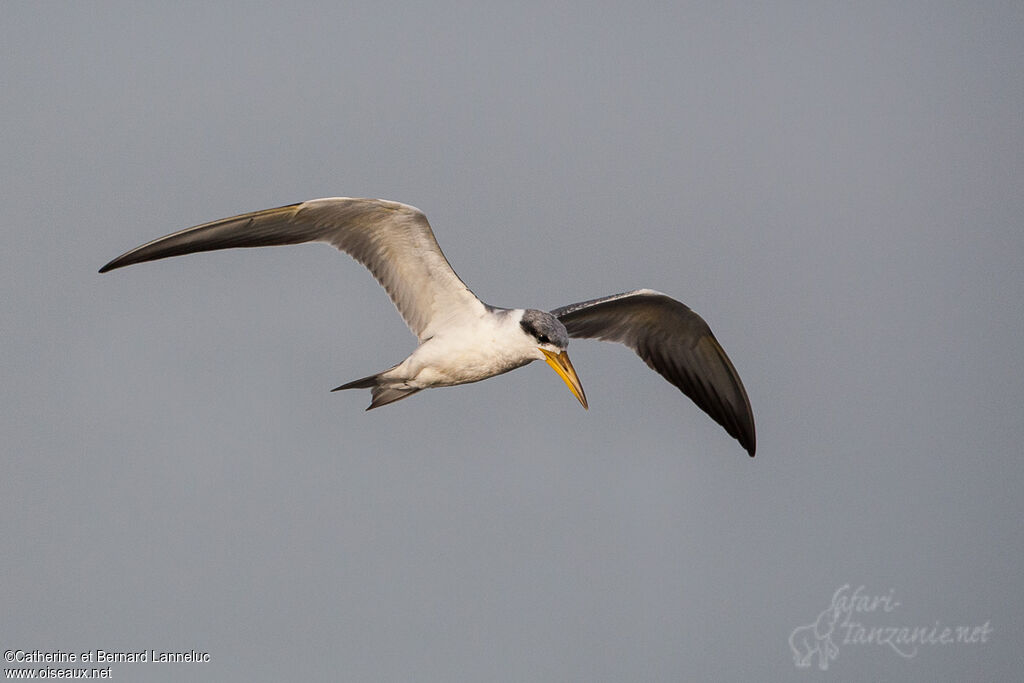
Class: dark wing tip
97,202,308,275
743,411,756,456
98,248,162,273
694,334,756,457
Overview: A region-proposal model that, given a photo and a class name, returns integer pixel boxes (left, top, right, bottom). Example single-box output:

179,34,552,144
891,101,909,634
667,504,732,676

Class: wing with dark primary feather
552,289,756,456
99,198,485,342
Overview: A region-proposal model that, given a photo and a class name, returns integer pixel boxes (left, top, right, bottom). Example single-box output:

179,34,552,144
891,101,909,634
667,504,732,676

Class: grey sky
3,2,1022,681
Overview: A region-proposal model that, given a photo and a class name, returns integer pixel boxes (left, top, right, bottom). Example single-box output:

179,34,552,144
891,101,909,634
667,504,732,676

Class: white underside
379,309,545,389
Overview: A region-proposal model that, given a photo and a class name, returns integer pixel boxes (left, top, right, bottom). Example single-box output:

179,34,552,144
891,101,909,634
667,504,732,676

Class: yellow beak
540,348,588,409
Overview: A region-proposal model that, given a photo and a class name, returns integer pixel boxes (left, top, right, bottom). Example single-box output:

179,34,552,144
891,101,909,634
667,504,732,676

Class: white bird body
101,197,756,455
379,309,543,388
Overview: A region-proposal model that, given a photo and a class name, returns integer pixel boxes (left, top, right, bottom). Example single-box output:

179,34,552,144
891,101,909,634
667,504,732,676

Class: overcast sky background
3,2,1022,681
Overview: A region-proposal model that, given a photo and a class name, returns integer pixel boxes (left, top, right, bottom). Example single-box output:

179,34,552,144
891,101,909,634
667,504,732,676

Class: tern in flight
100,198,755,455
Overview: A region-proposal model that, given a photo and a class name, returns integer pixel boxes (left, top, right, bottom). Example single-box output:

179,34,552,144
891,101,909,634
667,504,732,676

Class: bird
100,197,756,456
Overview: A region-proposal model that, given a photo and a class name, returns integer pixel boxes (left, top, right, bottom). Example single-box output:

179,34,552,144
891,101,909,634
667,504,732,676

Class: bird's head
519,309,588,409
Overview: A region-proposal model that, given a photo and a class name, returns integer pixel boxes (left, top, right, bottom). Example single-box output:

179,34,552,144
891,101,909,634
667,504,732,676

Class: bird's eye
538,334,549,344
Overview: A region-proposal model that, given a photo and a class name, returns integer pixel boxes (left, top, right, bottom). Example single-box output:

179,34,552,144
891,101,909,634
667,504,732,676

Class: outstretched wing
99,198,486,341
552,289,755,456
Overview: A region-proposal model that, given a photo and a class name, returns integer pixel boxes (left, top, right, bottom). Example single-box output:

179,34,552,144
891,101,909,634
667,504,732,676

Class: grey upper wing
552,289,756,456
99,198,486,340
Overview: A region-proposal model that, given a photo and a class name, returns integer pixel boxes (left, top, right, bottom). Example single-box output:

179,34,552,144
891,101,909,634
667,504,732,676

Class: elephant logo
789,585,850,670
789,602,842,670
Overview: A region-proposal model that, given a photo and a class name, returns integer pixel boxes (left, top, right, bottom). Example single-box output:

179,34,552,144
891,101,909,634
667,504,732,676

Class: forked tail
331,373,422,410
